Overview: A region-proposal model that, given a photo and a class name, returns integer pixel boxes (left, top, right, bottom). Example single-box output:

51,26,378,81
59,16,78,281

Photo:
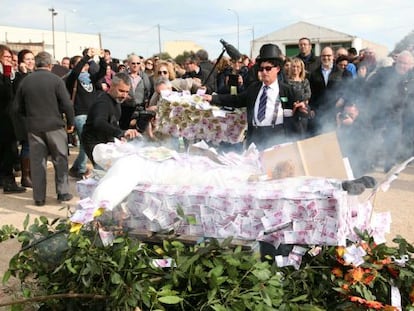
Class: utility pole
250,26,255,59
158,24,162,55
49,8,58,58
227,9,239,50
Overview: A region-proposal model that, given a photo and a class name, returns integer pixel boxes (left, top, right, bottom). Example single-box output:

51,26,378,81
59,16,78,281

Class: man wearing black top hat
204,43,297,150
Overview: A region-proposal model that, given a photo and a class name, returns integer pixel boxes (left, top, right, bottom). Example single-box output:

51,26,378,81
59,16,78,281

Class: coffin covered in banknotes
74,138,390,248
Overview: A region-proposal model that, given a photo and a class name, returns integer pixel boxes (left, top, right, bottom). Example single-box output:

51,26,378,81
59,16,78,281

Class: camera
133,109,156,133
340,113,350,121
228,74,239,87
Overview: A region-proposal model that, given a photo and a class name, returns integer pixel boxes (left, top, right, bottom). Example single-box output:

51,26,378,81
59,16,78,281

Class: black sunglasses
131,62,140,65
158,70,168,75
258,66,275,72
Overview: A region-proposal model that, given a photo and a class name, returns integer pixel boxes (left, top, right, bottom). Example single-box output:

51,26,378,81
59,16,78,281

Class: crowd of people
1,36,414,205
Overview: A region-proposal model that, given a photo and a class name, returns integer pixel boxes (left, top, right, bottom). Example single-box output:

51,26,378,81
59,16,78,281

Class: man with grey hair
82,72,140,167
367,50,414,172
14,51,75,206
119,53,152,130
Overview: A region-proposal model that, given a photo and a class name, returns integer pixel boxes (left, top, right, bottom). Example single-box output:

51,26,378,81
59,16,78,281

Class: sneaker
57,193,73,202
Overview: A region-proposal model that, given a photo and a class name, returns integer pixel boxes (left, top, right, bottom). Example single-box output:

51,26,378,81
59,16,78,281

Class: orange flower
350,267,365,283
341,283,349,291
349,296,386,310
380,257,392,265
332,266,343,278
363,272,376,285
336,246,345,258
364,300,384,309
349,296,366,304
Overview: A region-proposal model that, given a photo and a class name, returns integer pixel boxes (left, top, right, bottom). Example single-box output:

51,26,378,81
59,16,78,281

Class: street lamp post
227,9,239,51
64,9,77,57
49,7,58,58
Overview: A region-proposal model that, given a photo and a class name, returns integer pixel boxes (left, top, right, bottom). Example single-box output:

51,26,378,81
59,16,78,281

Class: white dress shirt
253,80,283,126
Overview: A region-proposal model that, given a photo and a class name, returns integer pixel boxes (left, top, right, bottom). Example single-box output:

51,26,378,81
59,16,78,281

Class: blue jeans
71,114,88,173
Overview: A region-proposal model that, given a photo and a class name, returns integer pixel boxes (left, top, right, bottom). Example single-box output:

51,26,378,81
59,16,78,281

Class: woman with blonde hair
287,57,312,138
153,60,201,93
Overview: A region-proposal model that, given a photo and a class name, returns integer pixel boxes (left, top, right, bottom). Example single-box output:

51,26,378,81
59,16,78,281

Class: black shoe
3,180,26,194
69,167,81,179
34,200,45,206
57,193,73,202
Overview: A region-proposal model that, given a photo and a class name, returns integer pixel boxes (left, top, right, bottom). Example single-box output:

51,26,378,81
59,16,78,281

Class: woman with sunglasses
153,60,202,94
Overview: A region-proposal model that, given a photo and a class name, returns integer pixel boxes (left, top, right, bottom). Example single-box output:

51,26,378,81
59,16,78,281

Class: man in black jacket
204,44,297,150
65,48,106,179
182,55,216,94
15,51,75,206
82,72,140,167
296,37,320,77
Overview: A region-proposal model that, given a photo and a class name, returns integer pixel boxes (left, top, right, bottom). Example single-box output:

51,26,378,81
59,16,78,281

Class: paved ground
0,148,413,308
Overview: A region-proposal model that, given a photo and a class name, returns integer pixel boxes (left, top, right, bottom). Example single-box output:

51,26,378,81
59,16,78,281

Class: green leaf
209,265,224,277
176,205,185,218
211,304,227,311
111,272,123,284
22,287,31,298
39,216,49,225
171,240,184,248
113,237,124,244
179,254,199,272
158,295,183,304
252,268,271,281
64,259,77,274
289,294,308,302
23,214,29,230
186,215,197,225
2,270,11,283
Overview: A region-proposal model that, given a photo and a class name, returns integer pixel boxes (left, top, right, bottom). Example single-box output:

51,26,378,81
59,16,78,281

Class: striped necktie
257,86,268,122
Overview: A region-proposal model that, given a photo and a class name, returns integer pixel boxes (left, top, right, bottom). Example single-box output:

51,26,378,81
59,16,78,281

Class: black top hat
257,44,282,61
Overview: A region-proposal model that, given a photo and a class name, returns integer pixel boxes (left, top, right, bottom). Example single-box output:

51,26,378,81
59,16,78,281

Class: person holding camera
82,72,141,168
216,56,248,95
336,102,370,176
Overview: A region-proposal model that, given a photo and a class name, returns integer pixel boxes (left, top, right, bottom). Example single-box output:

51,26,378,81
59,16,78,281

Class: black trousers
246,125,286,150
0,140,18,178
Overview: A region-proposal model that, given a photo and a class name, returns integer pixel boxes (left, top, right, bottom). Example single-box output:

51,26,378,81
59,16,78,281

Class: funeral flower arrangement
156,93,247,145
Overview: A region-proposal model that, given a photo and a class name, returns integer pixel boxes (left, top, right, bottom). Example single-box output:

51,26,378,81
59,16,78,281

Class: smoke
323,50,414,176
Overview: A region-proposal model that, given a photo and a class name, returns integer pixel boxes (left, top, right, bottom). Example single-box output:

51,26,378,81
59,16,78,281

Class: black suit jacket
211,80,297,143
